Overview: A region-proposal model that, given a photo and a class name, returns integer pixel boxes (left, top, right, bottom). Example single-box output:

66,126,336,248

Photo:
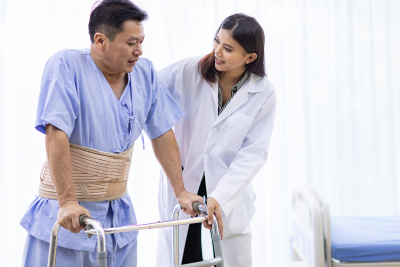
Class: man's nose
134,45,143,56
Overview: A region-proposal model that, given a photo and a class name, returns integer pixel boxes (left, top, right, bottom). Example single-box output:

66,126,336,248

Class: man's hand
203,197,223,239
57,201,91,233
177,190,204,217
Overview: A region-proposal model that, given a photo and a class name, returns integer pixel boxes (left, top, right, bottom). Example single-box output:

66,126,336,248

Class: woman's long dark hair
198,13,266,84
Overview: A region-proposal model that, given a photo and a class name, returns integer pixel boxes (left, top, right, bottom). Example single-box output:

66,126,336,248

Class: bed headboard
291,185,331,267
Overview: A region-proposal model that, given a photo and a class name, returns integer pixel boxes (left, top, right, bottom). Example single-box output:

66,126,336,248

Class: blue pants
22,206,137,267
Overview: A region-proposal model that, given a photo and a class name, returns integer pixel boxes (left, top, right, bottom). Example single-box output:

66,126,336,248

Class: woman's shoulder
249,73,275,94
170,55,204,74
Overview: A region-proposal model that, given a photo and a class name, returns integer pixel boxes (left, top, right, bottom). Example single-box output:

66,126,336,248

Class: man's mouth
128,59,138,66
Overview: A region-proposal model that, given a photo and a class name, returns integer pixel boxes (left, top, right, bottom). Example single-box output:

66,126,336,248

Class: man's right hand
57,201,91,233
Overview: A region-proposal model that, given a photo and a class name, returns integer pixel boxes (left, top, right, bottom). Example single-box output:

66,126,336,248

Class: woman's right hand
203,197,223,239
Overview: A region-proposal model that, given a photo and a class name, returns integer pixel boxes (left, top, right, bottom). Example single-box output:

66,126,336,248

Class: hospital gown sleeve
35,50,79,138
143,61,184,139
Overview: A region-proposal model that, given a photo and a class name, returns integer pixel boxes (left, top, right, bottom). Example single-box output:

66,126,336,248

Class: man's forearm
45,124,77,207
151,129,185,198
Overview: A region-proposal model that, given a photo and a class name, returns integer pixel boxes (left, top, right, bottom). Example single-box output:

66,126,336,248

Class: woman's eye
225,48,231,52
214,38,220,43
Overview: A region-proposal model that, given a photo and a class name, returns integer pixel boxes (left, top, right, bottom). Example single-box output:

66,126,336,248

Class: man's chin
124,66,134,73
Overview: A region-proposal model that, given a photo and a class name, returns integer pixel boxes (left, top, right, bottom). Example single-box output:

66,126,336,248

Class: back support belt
38,143,134,202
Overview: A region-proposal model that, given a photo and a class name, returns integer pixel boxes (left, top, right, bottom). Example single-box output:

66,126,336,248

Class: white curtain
1,0,399,266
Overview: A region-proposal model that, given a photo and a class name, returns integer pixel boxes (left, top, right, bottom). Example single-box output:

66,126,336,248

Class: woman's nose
215,44,223,55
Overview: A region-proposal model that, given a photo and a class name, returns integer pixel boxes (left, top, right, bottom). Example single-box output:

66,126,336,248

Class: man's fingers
64,218,74,232
72,214,83,232
181,208,189,215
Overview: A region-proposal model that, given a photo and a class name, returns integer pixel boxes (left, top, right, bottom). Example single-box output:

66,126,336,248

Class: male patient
20,1,202,266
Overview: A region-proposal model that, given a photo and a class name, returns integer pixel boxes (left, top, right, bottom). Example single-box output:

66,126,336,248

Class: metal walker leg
172,203,224,267
47,216,107,267
46,202,223,267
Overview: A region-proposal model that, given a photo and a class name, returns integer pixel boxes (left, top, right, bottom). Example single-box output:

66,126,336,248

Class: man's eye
128,43,136,46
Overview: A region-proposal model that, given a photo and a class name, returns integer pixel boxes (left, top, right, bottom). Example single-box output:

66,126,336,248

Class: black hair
88,0,148,43
199,13,266,84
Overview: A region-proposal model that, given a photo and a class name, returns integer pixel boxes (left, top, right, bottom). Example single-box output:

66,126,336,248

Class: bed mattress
331,215,400,262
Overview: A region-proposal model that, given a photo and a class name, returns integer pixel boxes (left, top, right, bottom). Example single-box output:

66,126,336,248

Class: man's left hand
177,189,204,217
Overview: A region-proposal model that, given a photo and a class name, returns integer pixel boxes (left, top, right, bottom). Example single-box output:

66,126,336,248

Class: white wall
0,0,399,266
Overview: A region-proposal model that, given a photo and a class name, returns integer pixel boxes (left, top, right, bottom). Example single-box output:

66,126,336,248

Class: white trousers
220,225,253,267
156,224,252,267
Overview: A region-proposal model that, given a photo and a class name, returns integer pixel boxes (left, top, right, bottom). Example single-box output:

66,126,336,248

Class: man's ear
94,33,107,50
245,53,257,64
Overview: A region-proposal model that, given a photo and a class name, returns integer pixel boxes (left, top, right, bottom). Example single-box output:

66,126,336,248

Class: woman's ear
245,53,257,64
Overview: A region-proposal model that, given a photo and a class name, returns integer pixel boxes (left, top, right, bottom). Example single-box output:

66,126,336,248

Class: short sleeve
143,62,184,139
35,51,80,137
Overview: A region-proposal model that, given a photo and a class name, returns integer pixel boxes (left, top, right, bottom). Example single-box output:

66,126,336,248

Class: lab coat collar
212,73,262,126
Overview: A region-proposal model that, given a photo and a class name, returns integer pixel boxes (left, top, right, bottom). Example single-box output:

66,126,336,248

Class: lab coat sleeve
157,61,182,105
143,61,184,139
208,89,277,218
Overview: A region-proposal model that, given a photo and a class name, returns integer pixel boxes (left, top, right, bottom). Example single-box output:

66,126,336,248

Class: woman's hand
203,197,223,239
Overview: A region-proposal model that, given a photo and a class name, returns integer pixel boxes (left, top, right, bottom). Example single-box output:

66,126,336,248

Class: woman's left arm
208,89,277,220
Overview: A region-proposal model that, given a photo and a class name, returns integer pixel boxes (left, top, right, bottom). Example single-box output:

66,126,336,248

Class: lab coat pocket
223,187,256,236
222,113,253,152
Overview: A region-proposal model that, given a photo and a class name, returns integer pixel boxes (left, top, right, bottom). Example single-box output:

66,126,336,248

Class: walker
47,202,224,267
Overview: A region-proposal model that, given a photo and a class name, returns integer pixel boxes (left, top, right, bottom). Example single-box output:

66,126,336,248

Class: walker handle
79,215,90,228
192,202,202,213
180,201,203,213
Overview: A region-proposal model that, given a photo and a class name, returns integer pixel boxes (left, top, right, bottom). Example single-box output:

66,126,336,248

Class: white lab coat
156,56,276,267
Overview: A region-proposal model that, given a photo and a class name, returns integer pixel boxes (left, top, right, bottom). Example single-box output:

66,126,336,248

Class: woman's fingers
206,197,224,239
203,221,212,230
215,209,223,239
207,205,214,225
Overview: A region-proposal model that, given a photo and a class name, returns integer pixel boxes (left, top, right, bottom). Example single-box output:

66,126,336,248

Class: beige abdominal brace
38,143,134,202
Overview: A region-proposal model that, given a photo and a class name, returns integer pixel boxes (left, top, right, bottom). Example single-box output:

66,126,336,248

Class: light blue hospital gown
20,48,184,267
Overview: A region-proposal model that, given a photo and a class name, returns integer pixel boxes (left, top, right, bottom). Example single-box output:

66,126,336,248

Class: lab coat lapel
212,74,261,127
210,79,219,111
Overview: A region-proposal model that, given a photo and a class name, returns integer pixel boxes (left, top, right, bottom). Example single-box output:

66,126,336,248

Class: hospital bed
47,202,224,267
291,186,400,267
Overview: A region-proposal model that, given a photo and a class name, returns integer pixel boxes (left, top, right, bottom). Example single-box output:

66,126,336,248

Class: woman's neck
218,67,246,87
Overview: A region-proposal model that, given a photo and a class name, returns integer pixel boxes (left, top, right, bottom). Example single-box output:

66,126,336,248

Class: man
20,1,203,266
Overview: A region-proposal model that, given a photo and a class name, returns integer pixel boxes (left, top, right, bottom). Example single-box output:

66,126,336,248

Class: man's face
103,20,145,73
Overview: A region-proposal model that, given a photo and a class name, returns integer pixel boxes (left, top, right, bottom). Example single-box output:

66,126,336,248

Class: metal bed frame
291,185,400,267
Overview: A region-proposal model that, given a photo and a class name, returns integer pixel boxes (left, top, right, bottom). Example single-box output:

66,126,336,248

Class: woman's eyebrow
223,43,234,49
216,36,234,49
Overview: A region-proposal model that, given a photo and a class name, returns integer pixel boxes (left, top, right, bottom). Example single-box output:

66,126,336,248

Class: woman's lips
215,57,224,64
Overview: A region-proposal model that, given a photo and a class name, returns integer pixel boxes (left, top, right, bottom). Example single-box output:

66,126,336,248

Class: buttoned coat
156,56,276,266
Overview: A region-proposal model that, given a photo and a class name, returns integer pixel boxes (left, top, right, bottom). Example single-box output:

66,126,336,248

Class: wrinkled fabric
20,48,184,253
22,204,138,267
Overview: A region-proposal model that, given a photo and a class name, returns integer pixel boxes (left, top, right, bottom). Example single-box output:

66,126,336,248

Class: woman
156,13,276,267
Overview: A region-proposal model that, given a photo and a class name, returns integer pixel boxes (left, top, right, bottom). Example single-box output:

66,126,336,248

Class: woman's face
213,29,256,74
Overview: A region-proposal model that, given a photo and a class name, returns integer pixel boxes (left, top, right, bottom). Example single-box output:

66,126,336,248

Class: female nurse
156,13,276,267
